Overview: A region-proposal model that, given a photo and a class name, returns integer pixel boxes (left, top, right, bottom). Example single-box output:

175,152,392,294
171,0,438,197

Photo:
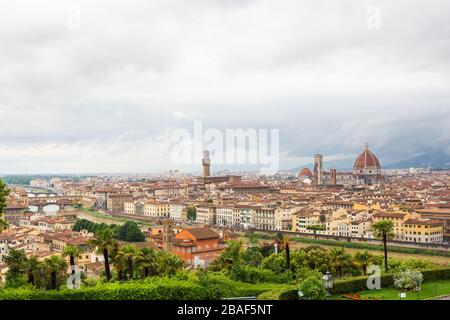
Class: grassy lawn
339,280,450,300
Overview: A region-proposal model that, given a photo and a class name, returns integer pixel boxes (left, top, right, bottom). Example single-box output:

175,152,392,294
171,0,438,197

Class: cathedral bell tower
162,220,174,252
313,153,323,186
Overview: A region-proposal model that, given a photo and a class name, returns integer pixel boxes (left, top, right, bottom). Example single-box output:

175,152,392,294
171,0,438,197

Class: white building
169,202,186,221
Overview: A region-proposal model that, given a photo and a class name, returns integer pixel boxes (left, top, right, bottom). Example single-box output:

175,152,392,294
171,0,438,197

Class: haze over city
1,0,450,174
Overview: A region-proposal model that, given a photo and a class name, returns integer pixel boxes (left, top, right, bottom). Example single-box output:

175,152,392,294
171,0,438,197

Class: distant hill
385,151,450,169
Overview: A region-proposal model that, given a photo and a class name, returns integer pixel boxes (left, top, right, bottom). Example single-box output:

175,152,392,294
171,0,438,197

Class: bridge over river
28,195,83,213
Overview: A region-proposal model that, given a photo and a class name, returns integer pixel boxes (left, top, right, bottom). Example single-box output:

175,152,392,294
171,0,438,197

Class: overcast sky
1,0,449,174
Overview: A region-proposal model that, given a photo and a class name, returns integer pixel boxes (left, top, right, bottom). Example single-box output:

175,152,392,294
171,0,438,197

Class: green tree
113,249,127,281
158,251,183,276
89,228,118,282
4,249,26,286
319,214,326,224
135,247,159,278
115,245,137,280
328,247,354,277
298,276,326,300
24,256,41,286
372,220,394,272
0,179,10,233
43,255,67,290
117,221,145,242
393,270,424,293
187,207,197,221
261,253,287,274
210,240,244,271
62,245,82,282
354,251,372,275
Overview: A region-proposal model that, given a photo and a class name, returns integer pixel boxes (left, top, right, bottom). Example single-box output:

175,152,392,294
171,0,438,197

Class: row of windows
175,243,224,253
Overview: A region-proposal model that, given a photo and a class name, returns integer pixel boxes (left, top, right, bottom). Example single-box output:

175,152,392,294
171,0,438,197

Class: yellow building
403,219,444,244
144,201,170,218
353,203,381,211
372,211,423,242
292,211,320,232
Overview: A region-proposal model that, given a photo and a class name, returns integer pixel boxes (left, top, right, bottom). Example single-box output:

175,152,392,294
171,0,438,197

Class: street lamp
322,271,334,299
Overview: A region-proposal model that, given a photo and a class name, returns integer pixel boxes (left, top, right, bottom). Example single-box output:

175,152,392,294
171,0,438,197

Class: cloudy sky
1,0,449,174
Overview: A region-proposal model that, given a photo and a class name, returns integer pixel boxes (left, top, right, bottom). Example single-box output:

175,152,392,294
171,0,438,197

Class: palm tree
354,251,372,275
372,220,394,272
24,256,41,286
135,248,159,278
62,245,82,275
4,248,26,275
158,251,183,276
118,245,137,280
89,228,117,282
43,255,67,290
210,240,243,272
113,249,127,281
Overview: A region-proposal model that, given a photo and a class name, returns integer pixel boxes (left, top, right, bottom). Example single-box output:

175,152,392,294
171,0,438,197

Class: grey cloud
0,0,449,173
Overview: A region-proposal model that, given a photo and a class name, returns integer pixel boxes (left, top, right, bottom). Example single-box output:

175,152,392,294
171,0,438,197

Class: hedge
0,277,296,300
331,267,450,295
259,267,450,299
0,280,207,300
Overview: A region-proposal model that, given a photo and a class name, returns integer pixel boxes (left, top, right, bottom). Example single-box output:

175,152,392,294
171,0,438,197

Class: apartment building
236,206,255,229
144,202,170,218
403,219,444,243
106,194,133,212
216,205,235,227
292,212,321,232
350,220,372,238
274,205,298,231
196,205,217,225
254,207,276,231
124,201,145,215
169,202,186,221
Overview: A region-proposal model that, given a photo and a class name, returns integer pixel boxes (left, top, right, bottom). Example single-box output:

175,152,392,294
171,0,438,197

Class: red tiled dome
353,143,381,170
298,167,313,177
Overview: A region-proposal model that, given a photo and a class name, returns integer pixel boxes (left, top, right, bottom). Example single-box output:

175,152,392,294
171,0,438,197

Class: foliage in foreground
0,272,295,300
394,270,424,293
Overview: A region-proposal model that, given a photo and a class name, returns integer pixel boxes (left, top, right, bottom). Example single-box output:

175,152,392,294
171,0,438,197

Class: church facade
298,143,382,186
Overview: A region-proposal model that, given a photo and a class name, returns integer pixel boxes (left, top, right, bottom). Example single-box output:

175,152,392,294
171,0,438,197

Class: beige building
254,207,275,231
169,202,186,221
275,205,298,231
196,205,217,225
124,201,145,215
144,201,170,218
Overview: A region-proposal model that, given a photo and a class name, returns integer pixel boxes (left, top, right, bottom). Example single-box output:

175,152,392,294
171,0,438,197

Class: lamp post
322,271,334,300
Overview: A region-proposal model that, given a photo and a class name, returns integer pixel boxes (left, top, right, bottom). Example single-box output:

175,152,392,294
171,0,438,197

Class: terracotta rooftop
182,227,220,240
